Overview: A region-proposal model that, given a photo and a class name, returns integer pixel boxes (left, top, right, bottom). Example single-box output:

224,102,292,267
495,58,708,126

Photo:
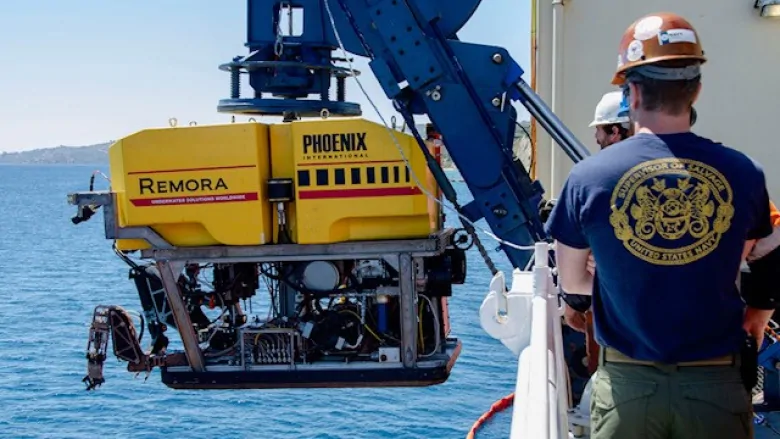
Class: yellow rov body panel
107,118,437,249
109,123,273,250
270,118,437,245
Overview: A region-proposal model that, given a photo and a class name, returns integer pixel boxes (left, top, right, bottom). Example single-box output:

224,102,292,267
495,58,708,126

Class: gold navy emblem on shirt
609,158,734,265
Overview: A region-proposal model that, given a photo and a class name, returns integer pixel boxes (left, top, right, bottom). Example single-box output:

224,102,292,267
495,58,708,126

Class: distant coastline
0,143,111,165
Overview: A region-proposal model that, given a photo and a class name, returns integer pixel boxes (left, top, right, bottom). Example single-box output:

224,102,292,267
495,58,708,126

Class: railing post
481,241,570,439
510,243,552,438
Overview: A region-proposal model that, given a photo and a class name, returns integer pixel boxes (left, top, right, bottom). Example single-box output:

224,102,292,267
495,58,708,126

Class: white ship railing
479,242,575,439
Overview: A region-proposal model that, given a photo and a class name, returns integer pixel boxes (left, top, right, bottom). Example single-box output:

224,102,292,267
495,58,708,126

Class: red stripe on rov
298,187,422,199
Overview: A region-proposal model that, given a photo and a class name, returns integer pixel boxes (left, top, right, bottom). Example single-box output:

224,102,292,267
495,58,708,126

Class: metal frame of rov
70,190,468,390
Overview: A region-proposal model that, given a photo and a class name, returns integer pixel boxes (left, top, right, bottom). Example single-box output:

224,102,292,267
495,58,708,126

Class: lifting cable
466,392,515,439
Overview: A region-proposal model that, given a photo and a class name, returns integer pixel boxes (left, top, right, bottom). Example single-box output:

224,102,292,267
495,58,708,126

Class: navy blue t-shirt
545,132,773,363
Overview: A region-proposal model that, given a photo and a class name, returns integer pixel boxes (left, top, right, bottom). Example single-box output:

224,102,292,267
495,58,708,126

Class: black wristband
743,245,780,310
538,198,556,224
560,290,592,313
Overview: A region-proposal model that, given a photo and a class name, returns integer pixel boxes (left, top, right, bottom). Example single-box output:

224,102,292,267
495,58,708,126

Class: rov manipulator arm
327,0,590,269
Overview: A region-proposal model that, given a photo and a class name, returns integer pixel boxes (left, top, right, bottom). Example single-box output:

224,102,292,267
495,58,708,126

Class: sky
0,1,531,153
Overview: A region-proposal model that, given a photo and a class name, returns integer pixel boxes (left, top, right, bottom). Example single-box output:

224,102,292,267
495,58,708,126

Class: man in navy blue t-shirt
545,12,774,439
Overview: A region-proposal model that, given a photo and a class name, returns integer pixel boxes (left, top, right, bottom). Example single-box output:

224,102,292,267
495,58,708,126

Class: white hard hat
589,91,629,127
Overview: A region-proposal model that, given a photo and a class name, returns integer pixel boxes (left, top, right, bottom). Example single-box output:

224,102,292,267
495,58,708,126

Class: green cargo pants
589,350,754,439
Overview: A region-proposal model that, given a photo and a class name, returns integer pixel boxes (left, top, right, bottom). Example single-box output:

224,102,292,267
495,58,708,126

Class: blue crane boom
219,0,591,269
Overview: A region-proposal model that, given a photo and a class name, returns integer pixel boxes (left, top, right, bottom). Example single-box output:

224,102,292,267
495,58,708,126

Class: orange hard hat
613,12,707,86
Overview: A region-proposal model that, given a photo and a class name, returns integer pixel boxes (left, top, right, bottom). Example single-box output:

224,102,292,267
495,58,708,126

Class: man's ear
691,81,702,105
628,82,641,111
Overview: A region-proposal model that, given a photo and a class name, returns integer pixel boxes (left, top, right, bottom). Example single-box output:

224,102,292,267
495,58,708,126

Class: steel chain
453,204,498,276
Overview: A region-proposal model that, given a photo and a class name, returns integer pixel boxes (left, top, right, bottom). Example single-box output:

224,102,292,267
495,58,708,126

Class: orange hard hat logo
612,12,707,85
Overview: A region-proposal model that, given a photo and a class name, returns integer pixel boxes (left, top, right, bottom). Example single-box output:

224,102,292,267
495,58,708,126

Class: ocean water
0,164,519,439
